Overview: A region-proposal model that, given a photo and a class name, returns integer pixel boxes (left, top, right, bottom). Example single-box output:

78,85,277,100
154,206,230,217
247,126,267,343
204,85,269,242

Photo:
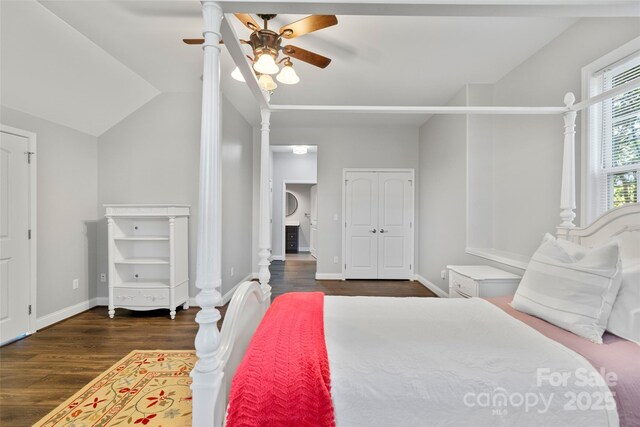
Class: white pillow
511,233,622,343
606,263,640,344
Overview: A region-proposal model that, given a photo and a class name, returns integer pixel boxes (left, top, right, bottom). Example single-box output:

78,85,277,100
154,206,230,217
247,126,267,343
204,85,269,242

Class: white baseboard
270,255,284,261
298,247,310,252
315,273,344,280
414,274,448,298
37,298,99,330
188,273,255,307
96,297,108,306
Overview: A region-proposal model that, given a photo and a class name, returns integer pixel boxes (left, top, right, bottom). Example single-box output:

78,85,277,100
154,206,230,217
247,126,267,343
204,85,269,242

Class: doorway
343,169,414,280
283,183,317,261
270,145,318,272
0,125,37,345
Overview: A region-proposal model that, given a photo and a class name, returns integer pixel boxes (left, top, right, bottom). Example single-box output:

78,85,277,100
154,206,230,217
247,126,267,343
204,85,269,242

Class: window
585,46,640,221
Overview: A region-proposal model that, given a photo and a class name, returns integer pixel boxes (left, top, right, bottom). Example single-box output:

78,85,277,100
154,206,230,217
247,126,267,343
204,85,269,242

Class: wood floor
269,260,437,299
0,260,435,426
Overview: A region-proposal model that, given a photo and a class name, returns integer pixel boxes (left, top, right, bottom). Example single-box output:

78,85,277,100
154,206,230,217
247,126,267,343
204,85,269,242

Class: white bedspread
324,296,619,427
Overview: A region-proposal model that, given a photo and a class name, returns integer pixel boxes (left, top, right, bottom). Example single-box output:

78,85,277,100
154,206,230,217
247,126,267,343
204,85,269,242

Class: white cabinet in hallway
105,205,190,319
344,170,414,280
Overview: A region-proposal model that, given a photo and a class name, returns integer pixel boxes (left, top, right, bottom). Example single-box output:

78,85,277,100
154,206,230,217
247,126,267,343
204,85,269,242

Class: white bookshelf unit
105,204,190,319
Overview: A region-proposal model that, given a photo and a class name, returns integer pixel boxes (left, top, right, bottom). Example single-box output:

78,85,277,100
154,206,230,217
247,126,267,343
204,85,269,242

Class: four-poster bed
189,2,640,426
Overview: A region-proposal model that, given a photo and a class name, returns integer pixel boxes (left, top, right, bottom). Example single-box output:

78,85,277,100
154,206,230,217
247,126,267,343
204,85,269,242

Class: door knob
370,229,377,233
379,229,386,233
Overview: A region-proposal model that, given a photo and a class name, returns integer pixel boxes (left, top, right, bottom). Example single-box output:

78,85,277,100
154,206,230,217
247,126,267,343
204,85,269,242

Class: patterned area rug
34,350,196,427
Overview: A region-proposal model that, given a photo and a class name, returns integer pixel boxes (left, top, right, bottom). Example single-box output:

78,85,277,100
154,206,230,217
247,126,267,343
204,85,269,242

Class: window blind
596,54,640,212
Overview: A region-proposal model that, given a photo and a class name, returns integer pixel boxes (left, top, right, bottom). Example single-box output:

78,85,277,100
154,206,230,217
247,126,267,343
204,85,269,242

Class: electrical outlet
100,273,107,282
333,213,339,221
230,267,235,277
73,278,79,289
333,256,339,264
440,269,447,280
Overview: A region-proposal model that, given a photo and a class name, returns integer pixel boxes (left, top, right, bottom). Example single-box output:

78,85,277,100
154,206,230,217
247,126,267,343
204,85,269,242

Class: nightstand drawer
447,265,521,298
449,271,478,298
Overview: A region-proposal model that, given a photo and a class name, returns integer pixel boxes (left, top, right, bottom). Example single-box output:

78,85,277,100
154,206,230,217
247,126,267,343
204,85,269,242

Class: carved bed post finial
190,2,224,427
558,92,577,238
258,106,272,302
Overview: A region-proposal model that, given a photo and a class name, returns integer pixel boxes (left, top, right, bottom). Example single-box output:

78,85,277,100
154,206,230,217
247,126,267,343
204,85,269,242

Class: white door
0,131,32,344
310,185,318,258
377,173,413,279
344,171,413,280
345,172,378,279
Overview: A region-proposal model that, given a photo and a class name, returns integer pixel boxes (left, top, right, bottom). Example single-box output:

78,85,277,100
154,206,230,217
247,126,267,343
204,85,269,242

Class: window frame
581,37,640,225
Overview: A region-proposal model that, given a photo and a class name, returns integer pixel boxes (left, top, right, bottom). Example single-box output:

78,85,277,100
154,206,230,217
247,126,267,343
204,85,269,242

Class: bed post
258,107,272,301
190,2,224,427
558,92,577,240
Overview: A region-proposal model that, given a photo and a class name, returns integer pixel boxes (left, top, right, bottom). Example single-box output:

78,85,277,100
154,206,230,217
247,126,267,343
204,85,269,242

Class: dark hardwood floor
269,260,437,299
0,259,435,426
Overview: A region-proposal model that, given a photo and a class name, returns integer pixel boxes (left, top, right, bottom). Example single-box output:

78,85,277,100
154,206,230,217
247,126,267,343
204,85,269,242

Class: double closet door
344,170,414,280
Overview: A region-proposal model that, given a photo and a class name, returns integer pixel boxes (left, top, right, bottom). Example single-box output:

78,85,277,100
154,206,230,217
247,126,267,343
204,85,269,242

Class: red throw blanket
226,292,335,427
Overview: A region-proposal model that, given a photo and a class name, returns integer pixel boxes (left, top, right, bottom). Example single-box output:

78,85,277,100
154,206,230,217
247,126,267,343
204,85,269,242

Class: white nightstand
447,265,521,298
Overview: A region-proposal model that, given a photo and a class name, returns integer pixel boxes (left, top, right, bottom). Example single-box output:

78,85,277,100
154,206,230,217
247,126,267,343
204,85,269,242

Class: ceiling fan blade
234,13,260,31
279,15,337,39
283,45,331,69
183,39,226,45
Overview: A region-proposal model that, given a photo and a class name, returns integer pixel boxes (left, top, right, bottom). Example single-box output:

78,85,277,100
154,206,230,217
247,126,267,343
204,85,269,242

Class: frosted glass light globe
253,53,279,75
231,66,245,82
258,74,278,91
277,63,300,85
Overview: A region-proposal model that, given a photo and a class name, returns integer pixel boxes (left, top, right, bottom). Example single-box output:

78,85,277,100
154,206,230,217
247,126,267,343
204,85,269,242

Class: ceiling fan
183,13,338,90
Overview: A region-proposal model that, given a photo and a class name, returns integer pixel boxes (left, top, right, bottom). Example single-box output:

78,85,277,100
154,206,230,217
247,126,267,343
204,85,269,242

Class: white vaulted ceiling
0,0,160,136
1,0,582,131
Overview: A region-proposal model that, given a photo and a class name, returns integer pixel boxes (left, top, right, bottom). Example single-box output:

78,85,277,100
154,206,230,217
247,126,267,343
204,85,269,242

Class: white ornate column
558,92,577,238
190,2,224,427
168,217,177,319
107,217,115,318
258,107,272,301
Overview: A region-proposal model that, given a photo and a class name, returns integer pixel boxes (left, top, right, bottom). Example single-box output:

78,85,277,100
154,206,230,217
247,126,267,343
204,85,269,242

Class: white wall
418,89,481,293
491,18,640,256
97,92,254,299
1,106,99,317
418,18,640,292
285,184,314,251
271,152,317,258
270,127,419,277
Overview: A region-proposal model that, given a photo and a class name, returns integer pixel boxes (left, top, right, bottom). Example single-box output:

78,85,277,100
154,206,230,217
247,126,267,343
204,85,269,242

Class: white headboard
558,203,640,262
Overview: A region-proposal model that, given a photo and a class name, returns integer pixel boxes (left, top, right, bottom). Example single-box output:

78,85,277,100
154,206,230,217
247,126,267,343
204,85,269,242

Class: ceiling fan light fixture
258,74,278,91
231,66,245,82
276,60,300,85
253,52,279,75
292,145,308,155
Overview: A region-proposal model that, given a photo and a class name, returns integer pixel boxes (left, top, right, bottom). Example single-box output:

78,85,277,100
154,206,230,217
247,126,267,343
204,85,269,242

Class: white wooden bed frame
188,2,640,426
